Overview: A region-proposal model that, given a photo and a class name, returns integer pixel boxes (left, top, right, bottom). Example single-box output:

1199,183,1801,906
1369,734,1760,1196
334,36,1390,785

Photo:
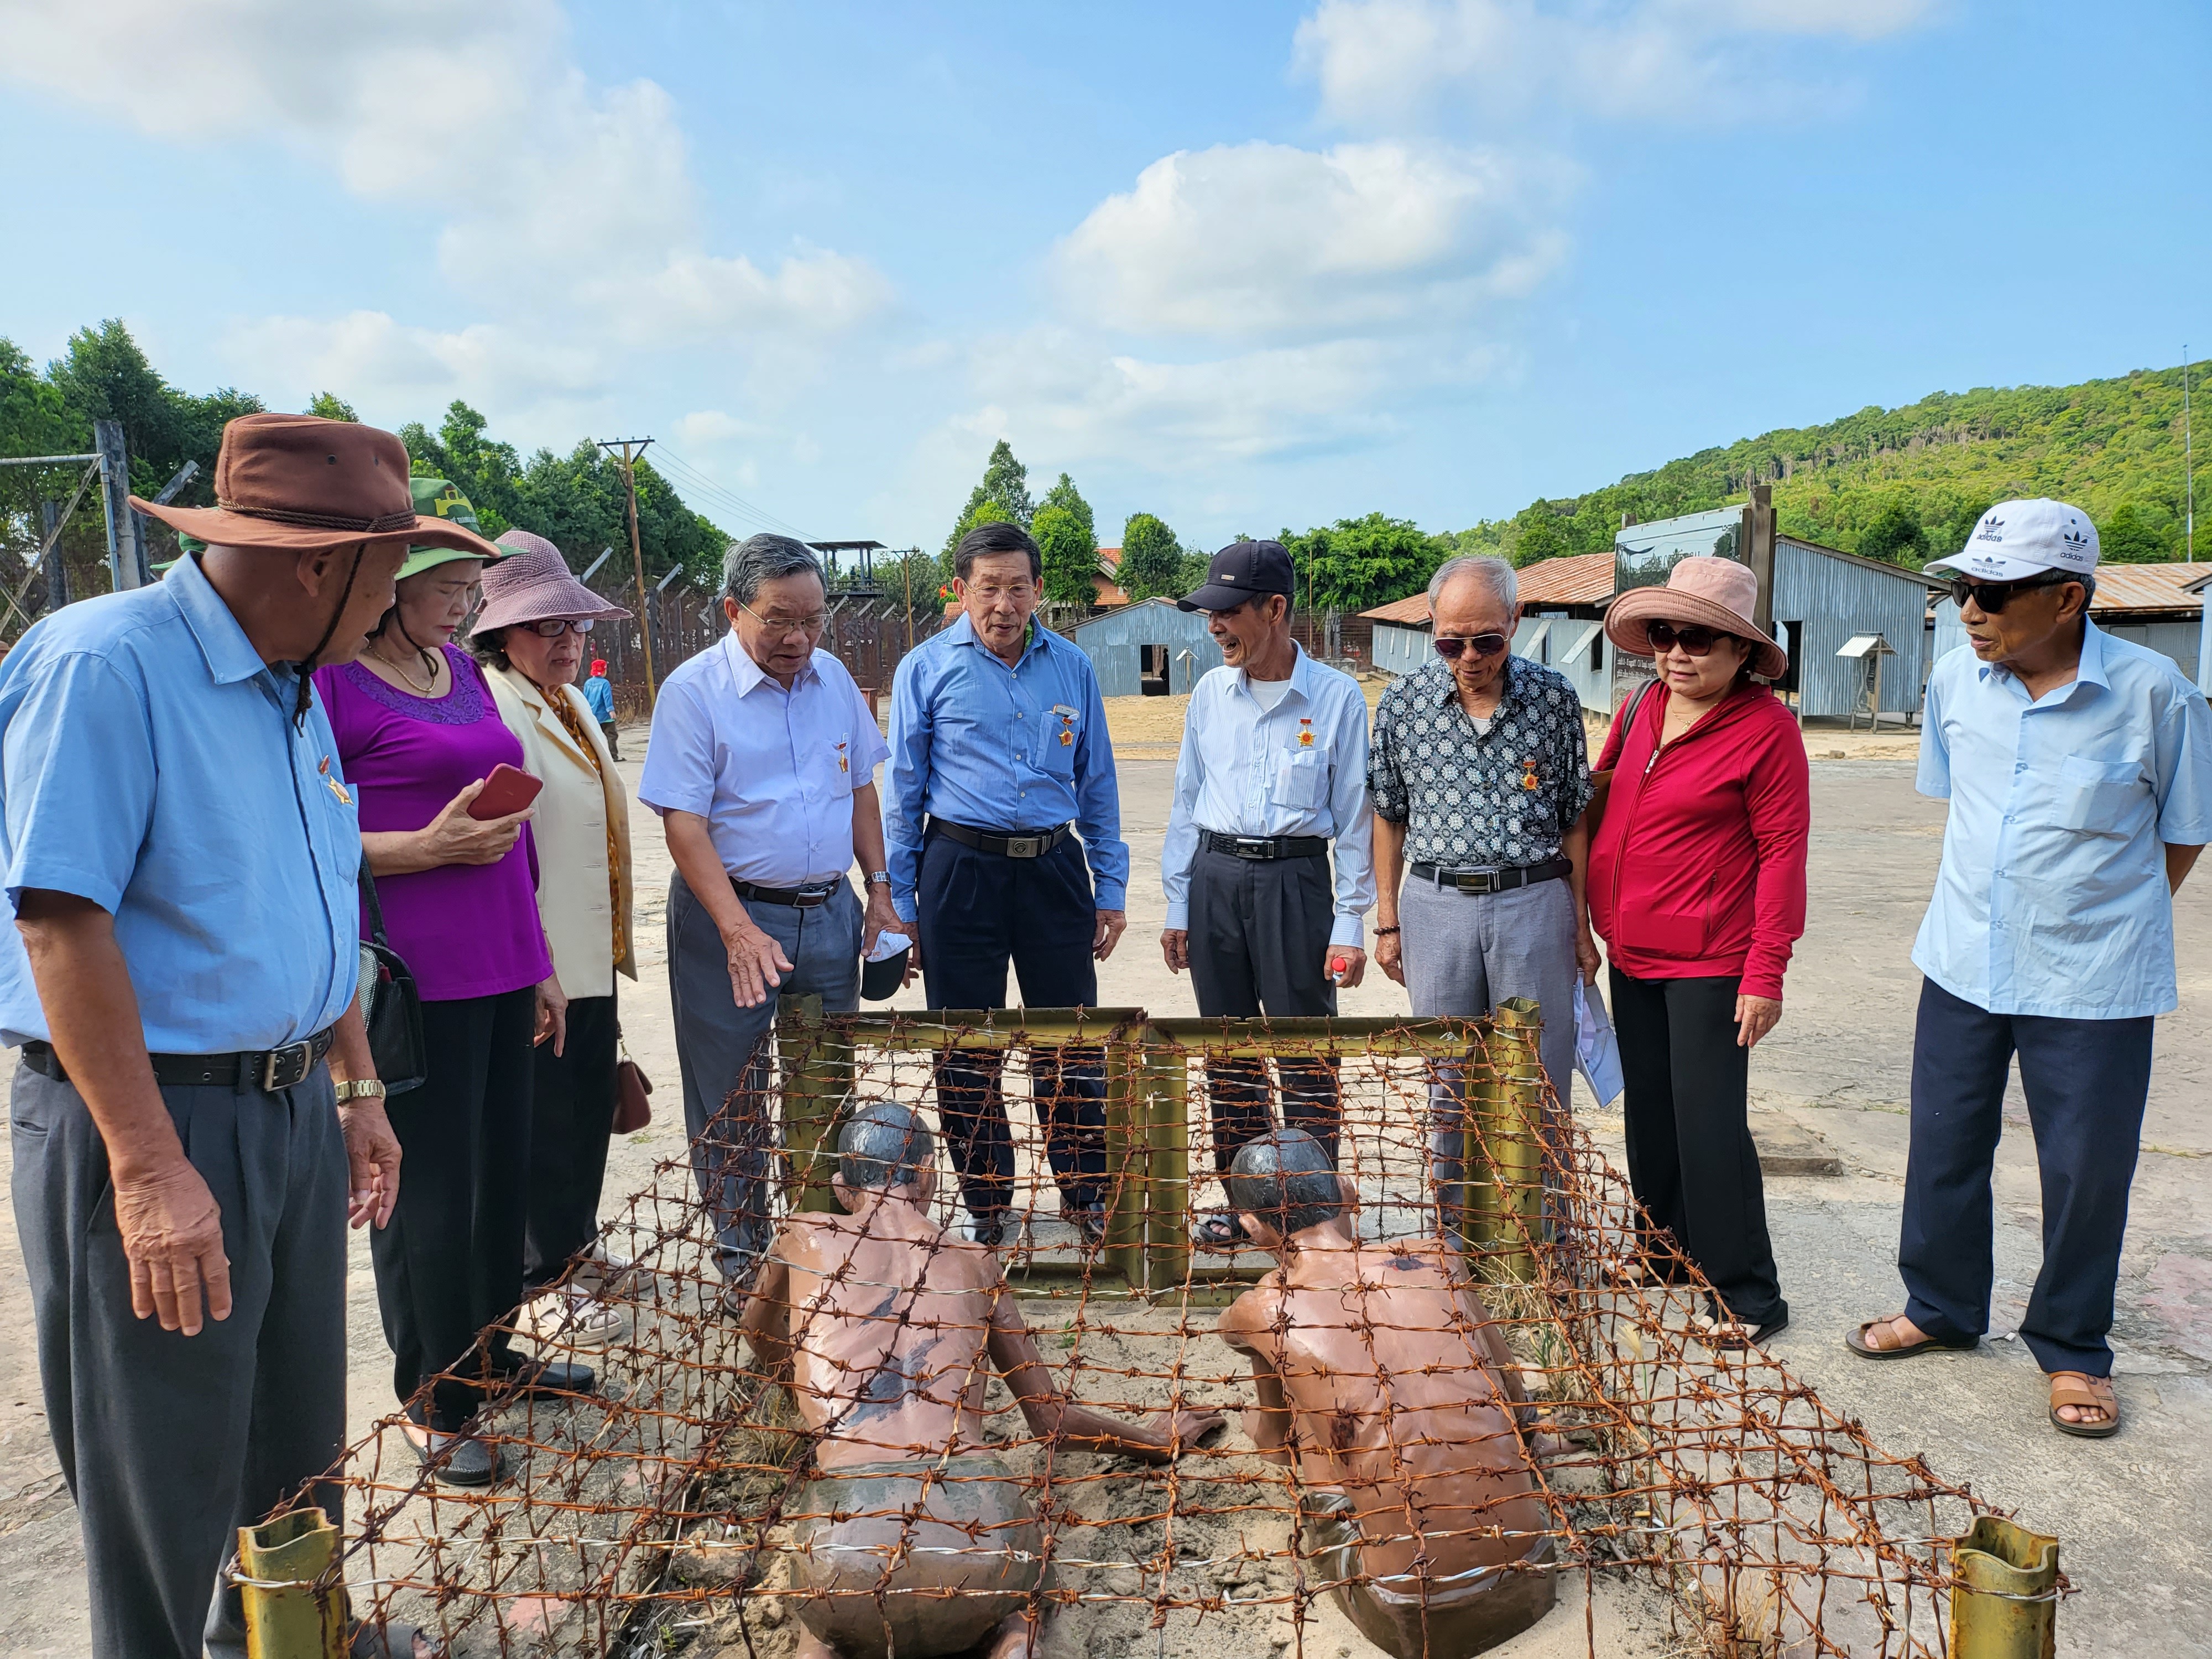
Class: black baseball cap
1178,539,1295,613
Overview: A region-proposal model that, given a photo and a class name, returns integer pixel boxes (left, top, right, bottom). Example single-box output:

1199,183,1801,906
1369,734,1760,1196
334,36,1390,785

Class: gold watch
333,1079,388,1104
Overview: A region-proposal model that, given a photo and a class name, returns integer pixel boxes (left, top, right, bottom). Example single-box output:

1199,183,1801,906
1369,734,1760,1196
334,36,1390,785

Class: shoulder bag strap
357,854,391,950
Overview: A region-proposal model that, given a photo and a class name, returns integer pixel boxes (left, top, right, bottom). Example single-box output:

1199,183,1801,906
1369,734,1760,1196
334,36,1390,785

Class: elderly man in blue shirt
0,414,481,1659
1849,499,2210,1442
886,520,1128,1246
641,534,898,1282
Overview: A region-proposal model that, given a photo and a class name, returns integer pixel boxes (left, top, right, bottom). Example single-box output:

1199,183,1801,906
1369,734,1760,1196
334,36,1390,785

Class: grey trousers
1400,873,1579,1190
1187,844,1342,1168
9,1061,347,1659
667,869,861,1280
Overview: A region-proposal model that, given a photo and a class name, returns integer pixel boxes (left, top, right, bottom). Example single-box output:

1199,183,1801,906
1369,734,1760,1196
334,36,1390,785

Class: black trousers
1609,968,1785,1327
371,986,536,1429
1901,978,2152,1377
523,990,619,1291
1186,843,1342,1170
917,828,1108,1221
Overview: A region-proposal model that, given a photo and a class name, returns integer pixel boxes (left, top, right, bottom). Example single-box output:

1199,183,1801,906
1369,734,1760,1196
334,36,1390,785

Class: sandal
1845,1314,1978,1361
1193,1213,1249,1251
2047,1371,2120,1439
1692,1311,1789,1350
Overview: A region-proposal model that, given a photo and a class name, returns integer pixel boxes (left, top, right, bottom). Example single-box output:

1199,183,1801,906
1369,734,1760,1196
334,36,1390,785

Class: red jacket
1588,682,1809,1000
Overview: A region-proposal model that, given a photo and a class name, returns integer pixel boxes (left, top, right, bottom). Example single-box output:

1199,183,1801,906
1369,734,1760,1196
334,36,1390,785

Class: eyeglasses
1947,571,2072,614
521,618,594,638
1432,633,1509,661
1645,620,1735,657
738,601,828,637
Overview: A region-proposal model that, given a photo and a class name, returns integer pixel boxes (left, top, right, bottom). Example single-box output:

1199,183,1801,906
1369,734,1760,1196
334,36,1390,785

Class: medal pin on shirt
318,756,352,807
1052,702,1077,747
1298,717,1315,748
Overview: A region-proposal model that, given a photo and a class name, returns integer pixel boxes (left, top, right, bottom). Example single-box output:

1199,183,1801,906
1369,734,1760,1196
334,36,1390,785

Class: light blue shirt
885,612,1129,922
1913,618,2212,1019
0,554,362,1051
583,674,615,723
1162,646,1376,947
639,633,889,886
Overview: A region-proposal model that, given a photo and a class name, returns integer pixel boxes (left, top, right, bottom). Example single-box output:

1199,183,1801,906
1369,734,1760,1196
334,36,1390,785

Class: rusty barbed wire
281,1004,2042,1658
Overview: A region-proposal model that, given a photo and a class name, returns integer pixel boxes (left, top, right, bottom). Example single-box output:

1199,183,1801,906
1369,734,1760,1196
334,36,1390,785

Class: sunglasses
1947,571,2071,614
1645,620,1735,658
522,617,595,638
1432,633,1510,661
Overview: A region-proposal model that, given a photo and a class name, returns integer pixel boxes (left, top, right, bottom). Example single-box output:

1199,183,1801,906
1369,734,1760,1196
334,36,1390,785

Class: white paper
867,930,911,963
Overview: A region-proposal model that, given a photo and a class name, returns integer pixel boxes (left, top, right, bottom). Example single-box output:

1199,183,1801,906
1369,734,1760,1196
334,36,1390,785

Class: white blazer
486,664,637,1000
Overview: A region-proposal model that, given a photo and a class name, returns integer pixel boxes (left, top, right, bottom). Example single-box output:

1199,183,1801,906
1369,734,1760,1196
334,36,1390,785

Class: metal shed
1936,562,2203,687
1360,551,1616,708
1067,597,1224,697
1770,536,1940,718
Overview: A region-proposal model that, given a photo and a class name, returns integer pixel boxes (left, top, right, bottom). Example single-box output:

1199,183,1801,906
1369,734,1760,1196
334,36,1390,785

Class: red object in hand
1329,955,1350,983
467,763,544,820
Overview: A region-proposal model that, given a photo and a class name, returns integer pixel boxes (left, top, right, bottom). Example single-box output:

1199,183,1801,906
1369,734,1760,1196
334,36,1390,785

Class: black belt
1410,857,1572,895
1202,830,1329,861
22,1025,338,1093
730,876,843,909
928,820,1075,860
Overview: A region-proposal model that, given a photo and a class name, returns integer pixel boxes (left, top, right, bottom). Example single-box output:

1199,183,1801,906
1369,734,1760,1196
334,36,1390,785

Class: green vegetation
1115,512,1187,601
1446,362,2209,569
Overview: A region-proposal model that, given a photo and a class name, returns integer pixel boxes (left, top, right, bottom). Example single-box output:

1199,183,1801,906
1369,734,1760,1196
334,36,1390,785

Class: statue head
832,1100,937,1211
1225,1128,1346,1248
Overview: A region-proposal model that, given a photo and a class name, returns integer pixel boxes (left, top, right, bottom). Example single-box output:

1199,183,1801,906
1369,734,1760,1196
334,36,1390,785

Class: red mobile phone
467,763,544,820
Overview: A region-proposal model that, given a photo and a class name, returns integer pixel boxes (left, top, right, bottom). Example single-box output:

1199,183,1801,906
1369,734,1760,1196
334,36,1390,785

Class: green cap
398,477,497,581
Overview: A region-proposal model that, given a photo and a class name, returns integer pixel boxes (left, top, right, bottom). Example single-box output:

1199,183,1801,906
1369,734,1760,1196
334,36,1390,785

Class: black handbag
357,859,427,1097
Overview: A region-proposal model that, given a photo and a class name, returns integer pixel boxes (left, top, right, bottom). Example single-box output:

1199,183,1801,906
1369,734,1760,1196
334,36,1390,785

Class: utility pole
93,419,144,591
39,501,68,610
2185,345,2195,565
597,438,658,701
901,548,915,654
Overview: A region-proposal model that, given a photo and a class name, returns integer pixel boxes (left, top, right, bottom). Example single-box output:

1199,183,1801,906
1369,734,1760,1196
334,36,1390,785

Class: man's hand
1146,1406,1228,1457
1375,927,1405,985
725,919,796,1008
338,1098,402,1229
1575,927,1603,985
1329,946,1367,990
1735,993,1783,1049
861,883,902,960
114,1160,232,1335
534,973,568,1056
1161,928,1190,974
1093,909,1127,961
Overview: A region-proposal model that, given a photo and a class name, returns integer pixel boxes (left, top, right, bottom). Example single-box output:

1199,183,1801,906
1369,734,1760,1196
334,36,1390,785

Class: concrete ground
1,707,2206,1655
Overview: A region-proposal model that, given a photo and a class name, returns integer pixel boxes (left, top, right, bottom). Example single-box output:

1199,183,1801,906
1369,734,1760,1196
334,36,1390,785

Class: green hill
1453,361,2208,569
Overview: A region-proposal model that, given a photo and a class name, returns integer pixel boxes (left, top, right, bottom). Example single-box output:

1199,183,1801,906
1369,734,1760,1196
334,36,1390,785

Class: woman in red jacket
1590,557,1809,1348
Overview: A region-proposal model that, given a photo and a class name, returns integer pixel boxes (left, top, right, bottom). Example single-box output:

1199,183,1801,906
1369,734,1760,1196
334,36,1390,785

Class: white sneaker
575,1246,641,1298
522,1287,632,1349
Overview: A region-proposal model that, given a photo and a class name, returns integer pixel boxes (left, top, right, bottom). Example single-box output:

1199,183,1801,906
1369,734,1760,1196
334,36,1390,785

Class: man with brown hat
0,413,496,1658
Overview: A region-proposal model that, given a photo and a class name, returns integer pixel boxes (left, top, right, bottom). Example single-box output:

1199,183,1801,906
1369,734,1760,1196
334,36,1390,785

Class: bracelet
333,1078,388,1104
1374,925,1400,936
866,870,892,886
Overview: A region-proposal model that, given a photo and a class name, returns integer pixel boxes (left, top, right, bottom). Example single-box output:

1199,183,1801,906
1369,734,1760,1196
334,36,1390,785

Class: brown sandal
2047,1371,2120,1439
1845,1314,1977,1361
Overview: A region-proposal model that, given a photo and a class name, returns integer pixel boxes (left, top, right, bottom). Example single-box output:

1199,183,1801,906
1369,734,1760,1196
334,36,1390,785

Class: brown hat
1605,555,1788,680
132,413,503,559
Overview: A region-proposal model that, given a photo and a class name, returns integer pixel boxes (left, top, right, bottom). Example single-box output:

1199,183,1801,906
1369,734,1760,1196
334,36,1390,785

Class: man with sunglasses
1849,499,2210,1444
1368,555,1596,1128
640,534,899,1282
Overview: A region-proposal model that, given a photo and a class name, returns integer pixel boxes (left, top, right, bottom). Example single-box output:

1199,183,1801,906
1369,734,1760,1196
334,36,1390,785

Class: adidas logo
2062,527,2090,551
1974,518,2006,542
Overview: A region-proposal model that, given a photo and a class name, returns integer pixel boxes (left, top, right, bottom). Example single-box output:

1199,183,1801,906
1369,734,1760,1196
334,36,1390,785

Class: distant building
1361,550,1615,709
1938,561,2204,688
1067,597,1223,696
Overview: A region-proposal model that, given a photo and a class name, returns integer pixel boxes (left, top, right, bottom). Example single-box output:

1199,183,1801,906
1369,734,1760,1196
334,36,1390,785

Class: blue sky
2,1,2204,554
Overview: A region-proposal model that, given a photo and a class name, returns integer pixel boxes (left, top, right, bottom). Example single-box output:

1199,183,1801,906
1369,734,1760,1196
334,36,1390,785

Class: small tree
1118,512,1185,601
1034,502,1096,608
307,392,358,422
1856,499,1927,566
1039,472,1094,550
2100,502,2178,563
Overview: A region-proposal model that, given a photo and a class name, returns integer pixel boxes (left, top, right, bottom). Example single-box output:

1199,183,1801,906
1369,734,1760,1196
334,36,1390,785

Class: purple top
316,644,552,1002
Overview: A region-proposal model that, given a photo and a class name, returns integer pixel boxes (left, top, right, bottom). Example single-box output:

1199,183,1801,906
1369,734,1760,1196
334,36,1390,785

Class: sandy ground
1,693,2206,1656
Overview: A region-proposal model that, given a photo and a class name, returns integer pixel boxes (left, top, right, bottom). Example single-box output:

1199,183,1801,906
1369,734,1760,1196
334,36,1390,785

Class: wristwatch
333,1078,388,1104
866,871,892,886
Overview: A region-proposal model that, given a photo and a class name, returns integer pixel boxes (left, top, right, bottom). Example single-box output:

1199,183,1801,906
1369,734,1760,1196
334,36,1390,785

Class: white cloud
221,310,609,412
1293,0,1937,128
0,0,890,352
1055,140,1569,339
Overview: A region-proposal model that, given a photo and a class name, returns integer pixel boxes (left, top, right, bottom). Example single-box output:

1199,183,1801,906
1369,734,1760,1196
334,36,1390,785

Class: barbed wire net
295,1004,2033,1658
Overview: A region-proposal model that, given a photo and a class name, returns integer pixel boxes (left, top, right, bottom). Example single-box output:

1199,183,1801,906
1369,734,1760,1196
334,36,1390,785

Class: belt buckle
260,1041,313,1092
1452,869,1498,896
1231,836,1271,858
1005,835,1040,858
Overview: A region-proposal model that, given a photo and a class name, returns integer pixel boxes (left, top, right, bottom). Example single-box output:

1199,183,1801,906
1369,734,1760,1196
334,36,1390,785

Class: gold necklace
374,639,441,695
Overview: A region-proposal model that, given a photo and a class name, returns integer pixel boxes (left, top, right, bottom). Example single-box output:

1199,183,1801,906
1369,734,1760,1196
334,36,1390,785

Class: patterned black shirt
1368,655,1593,867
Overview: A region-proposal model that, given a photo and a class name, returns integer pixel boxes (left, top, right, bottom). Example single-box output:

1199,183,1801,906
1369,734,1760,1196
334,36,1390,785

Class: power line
649,446,810,541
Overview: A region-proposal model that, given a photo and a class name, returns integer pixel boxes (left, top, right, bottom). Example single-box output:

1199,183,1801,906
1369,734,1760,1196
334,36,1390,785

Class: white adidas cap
1925,498,2099,584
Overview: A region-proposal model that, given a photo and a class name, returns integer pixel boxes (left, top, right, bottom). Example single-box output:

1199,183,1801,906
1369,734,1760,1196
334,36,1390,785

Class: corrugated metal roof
1359,550,1615,624
2085,562,2204,615
1363,592,1433,624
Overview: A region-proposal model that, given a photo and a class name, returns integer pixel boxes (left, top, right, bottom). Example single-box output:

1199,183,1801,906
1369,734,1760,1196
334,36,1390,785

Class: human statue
738,1101,1223,1659
1216,1129,1557,1659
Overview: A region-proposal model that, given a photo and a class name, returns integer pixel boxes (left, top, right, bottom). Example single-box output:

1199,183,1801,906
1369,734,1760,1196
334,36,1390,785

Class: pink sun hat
1605,555,1788,680
472,529,633,635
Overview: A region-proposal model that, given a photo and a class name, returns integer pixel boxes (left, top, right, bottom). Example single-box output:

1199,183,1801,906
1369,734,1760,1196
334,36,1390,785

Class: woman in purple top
316,491,586,1486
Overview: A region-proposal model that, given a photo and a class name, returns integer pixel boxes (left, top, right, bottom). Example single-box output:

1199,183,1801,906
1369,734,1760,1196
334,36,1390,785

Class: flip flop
1845,1315,1978,1361
2048,1371,2121,1439
1193,1213,1249,1251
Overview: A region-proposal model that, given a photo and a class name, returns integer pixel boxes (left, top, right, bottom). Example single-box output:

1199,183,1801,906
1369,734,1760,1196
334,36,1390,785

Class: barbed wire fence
248,1001,2051,1659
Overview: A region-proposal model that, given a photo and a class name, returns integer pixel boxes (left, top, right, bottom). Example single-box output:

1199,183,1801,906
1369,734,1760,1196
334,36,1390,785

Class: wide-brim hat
471,531,633,636
1605,555,1788,680
131,413,502,561
397,476,503,581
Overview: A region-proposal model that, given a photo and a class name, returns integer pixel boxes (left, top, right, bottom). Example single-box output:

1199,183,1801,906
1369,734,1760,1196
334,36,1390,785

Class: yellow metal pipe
775,994,848,1215
237,1506,343,1659
1102,1038,1147,1290
1948,1516,2058,1658
1145,1044,1192,1293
